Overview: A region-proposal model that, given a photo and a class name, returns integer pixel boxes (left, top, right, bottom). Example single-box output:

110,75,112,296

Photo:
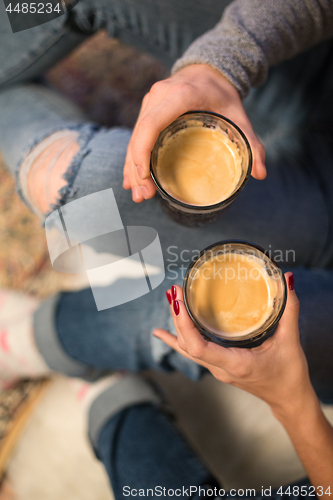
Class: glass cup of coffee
150,111,252,226
183,240,287,348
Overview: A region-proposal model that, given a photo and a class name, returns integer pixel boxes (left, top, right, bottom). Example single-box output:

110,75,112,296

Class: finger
123,146,135,191
125,156,145,203
153,328,211,369
169,285,192,354
277,272,300,337
127,85,168,186
166,287,198,353
138,178,157,200
123,175,131,190
170,298,209,358
153,329,231,384
131,183,144,202
130,162,156,200
123,96,153,198
125,136,157,201
170,284,184,302
140,92,151,114
248,135,267,180
233,116,266,180
153,328,191,358
171,298,235,367
166,287,188,350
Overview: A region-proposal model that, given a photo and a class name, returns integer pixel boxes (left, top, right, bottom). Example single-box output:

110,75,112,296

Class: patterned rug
46,30,168,129
0,380,50,483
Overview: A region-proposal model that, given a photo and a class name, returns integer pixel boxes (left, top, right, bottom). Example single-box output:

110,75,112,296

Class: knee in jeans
19,130,80,218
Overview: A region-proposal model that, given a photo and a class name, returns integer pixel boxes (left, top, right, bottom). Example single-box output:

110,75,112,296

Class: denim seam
16,122,100,220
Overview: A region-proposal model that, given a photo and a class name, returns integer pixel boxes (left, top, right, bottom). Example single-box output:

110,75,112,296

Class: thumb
228,112,266,181
277,272,300,336
250,136,267,180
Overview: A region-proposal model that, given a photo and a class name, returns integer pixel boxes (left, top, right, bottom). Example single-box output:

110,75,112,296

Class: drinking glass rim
150,110,253,212
183,239,288,346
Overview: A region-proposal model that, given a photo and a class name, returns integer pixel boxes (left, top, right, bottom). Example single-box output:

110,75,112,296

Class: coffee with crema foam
189,252,278,337
155,126,243,206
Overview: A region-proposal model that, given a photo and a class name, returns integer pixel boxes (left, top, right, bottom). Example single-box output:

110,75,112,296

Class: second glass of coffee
150,111,252,226
183,241,287,348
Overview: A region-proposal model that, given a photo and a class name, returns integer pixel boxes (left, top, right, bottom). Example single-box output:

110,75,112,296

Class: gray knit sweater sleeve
172,0,333,98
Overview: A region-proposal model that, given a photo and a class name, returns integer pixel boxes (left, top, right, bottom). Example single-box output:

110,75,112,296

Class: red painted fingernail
288,274,294,291
171,285,177,300
173,300,180,316
166,291,172,304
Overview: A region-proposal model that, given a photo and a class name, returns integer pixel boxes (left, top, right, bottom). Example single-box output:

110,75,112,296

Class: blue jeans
86,375,313,500
0,1,333,494
94,402,312,500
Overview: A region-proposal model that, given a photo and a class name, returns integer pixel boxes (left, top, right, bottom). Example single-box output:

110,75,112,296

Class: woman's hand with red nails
158,277,333,494
156,274,315,417
123,64,267,203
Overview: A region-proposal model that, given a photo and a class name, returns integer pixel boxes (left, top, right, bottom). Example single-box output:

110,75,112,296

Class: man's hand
123,64,267,203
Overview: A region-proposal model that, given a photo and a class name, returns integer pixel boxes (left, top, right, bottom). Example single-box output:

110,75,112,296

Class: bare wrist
271,386,321,426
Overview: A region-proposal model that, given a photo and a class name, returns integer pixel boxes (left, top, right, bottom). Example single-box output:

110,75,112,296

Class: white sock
0,289,52,388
